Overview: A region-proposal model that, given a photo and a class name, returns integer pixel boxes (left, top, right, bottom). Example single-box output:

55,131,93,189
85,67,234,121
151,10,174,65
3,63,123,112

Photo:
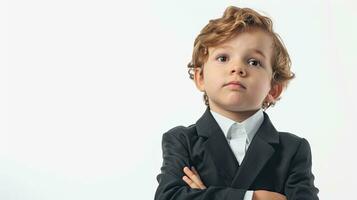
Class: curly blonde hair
187,6,295,109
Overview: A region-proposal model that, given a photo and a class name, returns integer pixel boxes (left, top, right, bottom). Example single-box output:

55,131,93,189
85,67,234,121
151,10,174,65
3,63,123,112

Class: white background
1,0,356,199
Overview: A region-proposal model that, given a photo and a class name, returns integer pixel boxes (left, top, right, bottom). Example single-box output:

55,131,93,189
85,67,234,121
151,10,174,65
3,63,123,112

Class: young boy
155,6,319,200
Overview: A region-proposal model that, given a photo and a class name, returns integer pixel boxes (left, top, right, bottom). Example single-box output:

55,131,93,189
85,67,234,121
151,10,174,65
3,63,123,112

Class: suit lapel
231,112,279,188
196,108,239,185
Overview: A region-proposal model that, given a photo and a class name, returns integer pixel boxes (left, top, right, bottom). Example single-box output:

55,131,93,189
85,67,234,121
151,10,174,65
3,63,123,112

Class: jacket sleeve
284,138,319,200
154,128,247,200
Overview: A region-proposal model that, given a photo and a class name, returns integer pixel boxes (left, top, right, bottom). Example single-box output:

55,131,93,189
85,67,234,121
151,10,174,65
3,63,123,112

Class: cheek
253,77,272,95
203,68,222,88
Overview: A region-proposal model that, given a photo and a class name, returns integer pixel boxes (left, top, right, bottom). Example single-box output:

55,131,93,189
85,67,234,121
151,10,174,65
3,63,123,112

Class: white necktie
227,123,247,165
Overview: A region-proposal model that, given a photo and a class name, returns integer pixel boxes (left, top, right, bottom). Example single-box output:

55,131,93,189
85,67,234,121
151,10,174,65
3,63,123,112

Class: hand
253,190,287,200
182,166,207,189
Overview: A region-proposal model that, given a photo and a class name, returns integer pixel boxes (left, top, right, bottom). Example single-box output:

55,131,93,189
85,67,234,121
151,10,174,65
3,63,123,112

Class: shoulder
162,124,198,143
160,124,199,155
164,124,197,135
278,131,312,154
279,131,303,143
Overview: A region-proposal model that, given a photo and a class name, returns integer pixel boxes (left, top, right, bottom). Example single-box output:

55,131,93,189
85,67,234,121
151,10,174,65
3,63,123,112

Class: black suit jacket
155,108,319,200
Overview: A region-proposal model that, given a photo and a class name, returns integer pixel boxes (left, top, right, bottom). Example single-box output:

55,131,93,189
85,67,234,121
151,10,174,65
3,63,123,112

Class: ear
193,68,205,92
264,83,283,103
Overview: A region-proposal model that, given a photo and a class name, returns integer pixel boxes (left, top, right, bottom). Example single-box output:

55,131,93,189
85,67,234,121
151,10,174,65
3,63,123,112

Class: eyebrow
211,46,233,55
250,49,266,59
211,46,267,59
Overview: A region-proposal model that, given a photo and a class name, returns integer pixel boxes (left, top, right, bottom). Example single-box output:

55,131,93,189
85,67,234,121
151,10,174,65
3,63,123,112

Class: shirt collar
210,109,264,143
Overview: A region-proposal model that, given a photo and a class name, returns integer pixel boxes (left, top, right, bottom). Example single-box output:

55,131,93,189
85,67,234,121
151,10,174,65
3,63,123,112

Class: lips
224,81,246,89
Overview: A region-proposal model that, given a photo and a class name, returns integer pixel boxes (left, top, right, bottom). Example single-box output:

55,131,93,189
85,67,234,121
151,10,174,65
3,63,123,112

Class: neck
209,103,260,123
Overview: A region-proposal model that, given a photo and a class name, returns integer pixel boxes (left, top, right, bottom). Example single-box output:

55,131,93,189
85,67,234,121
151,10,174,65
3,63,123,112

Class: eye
247,58,262,67
216,54,229,62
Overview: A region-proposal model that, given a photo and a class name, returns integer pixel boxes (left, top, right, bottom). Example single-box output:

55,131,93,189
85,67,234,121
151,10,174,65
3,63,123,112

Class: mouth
224,81,246,89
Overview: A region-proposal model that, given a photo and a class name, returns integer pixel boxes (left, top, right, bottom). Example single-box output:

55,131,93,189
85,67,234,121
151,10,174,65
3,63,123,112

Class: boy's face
194,29,282,115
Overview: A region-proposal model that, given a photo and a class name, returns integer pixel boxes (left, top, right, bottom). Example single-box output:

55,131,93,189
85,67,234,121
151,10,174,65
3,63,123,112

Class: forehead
210,30,274,55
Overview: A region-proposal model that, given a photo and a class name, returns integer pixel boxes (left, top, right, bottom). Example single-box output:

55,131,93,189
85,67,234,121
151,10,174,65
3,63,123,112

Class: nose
230,63,247,77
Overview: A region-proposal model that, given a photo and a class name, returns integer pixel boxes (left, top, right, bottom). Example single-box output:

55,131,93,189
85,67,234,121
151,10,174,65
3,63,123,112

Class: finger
183,167,206,189
278,193,286,200
272,192,286,200
256,190,286,200
183,166,196,178
182,175,199,189
191,167,207,189
191,166,200,178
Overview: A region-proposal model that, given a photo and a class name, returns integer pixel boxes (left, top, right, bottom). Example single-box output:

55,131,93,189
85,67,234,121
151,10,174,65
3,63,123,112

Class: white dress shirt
210,109,264,200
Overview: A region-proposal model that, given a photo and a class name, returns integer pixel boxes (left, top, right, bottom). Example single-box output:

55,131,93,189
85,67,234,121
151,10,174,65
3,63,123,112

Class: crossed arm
181,166,287,200
155,130,318,200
